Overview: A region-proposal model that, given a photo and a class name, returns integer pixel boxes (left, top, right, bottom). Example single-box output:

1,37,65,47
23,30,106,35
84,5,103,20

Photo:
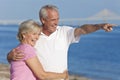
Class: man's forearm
80,24,101,34
74,24,101,37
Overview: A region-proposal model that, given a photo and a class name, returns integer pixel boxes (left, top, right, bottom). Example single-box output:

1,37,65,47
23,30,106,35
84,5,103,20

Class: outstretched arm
74,23,115,37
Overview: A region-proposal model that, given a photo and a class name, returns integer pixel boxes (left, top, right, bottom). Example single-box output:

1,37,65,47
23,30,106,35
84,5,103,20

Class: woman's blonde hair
17,19,41,42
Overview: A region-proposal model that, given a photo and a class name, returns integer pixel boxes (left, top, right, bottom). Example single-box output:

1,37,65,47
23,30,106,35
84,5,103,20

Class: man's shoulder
57,25,73,30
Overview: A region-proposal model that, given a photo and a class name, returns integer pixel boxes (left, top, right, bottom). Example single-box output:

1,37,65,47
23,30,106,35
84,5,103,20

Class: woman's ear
22,33,26,39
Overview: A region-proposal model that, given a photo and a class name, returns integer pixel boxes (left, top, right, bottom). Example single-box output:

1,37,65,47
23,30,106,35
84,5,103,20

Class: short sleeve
18,44,36,60
61,26,80,44
67,28,80,43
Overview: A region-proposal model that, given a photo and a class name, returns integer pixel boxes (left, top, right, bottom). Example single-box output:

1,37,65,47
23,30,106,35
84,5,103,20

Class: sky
0,0,120,24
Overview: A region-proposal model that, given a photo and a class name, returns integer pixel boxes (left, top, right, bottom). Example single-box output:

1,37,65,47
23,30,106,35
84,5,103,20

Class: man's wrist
94,24,102,30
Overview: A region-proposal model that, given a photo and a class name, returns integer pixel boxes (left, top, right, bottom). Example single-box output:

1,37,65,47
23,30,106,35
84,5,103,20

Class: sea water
0,24,120,80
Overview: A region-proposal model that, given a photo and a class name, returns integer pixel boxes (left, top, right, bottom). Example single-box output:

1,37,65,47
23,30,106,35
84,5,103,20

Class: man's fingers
16,53,24,59
109,24,115,26
106,23,117,27
16,53,24,58
107,26,113,31
103,23,117,32
13,54,24,61
12,48,24,61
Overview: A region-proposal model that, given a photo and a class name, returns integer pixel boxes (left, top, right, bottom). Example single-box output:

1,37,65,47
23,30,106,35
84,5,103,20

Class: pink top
10,44,38,80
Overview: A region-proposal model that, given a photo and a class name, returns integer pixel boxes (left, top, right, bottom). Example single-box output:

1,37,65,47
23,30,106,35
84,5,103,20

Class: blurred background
0,0,120,80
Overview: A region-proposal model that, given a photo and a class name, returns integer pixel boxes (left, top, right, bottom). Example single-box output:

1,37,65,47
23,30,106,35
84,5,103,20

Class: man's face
42,10,59,34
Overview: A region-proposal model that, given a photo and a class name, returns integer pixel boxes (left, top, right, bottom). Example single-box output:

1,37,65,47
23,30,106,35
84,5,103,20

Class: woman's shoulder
17,44,35,54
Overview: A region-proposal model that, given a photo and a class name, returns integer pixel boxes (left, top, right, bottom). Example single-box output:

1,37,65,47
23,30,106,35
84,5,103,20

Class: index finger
110,24,118,27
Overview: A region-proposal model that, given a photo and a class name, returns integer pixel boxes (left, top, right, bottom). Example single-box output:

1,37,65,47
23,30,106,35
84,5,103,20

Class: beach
0,64,10,80
0,63,90,80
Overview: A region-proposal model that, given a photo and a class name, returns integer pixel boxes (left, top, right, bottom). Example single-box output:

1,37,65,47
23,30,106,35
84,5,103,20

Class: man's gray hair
39,4,58,19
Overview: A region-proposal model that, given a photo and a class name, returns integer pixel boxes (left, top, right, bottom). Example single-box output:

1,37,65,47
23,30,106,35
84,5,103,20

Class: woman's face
22,30,40,46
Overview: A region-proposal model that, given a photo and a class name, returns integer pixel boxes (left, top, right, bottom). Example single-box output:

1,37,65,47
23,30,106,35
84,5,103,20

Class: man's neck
42,25,58,36
42,28,53,36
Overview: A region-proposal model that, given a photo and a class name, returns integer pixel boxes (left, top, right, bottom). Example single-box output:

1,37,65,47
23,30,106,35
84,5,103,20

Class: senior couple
7,4,115,80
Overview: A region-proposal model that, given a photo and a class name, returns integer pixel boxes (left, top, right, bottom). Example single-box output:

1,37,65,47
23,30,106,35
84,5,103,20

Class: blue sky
0,0,120,21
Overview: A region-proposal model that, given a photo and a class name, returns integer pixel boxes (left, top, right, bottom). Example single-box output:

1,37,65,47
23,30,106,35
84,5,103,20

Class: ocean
0,24,120,80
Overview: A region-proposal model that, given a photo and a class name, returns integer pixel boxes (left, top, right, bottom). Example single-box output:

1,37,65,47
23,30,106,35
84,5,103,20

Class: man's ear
40,18,45,24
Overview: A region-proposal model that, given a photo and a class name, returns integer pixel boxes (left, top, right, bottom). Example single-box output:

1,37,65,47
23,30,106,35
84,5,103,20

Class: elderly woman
10,20,67,80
